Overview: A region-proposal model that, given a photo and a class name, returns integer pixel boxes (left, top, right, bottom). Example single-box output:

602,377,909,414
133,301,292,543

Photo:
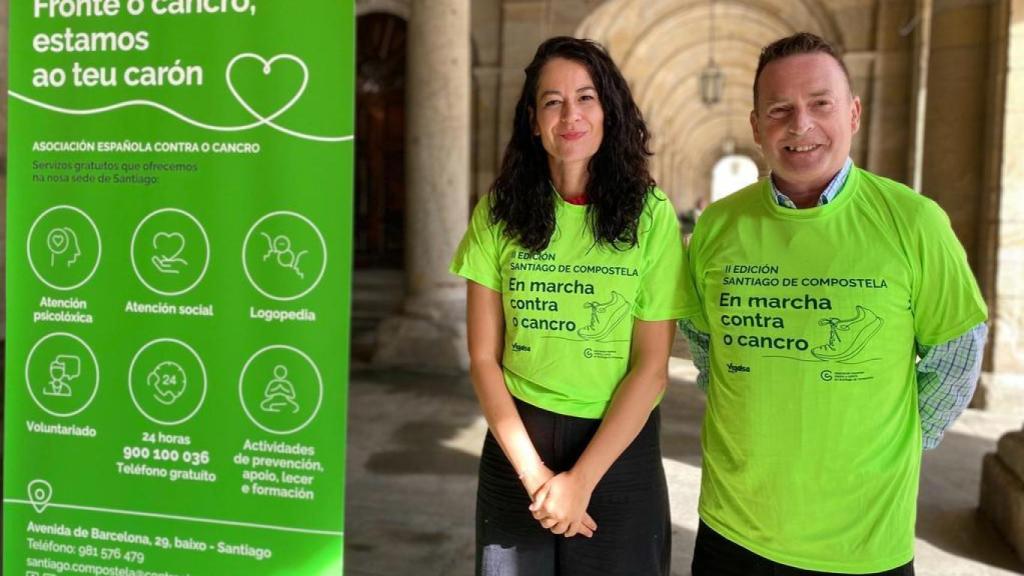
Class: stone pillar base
372,294,468,373
372,316,468,373
979,430,1024,564
977,372,1024,415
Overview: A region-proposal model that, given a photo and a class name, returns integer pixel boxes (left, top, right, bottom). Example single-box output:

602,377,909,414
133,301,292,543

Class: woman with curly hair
450,36,699,576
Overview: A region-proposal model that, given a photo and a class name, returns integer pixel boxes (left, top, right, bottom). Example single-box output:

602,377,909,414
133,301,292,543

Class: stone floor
345,359,1024,576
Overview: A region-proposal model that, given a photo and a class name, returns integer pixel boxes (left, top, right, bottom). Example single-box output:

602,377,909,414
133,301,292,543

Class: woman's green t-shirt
450,188,700,418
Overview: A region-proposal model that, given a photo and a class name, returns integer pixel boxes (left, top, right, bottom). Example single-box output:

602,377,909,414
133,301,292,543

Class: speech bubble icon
28,479,53,513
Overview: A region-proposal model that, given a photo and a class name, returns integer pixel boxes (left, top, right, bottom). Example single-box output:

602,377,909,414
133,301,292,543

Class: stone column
982,427,1024,563
982,0,1024,412
980,0,1024,411
906,0,933,192
373,0,471,372
865,0,913,181
921,0,992,271
471,0,502,205
979,0,1024,564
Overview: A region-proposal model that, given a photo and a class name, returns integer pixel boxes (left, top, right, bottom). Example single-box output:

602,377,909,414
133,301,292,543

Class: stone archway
575,0,839,209
712,153,759,202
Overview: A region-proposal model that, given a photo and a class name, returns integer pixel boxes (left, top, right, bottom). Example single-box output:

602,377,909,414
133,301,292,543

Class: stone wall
987,0,1024,408
922,0,997,272
979,0,1024,562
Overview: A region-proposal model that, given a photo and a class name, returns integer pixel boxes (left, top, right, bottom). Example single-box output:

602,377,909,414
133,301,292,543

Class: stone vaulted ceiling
576,0,840,208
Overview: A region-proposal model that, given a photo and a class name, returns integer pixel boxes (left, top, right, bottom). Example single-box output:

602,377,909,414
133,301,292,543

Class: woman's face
532,58,604,167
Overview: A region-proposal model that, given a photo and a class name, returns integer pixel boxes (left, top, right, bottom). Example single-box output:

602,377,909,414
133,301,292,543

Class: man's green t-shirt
688,167,987,573
450,188,700,418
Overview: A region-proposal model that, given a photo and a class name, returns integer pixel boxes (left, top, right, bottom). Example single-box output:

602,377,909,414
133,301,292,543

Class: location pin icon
27,479,53,513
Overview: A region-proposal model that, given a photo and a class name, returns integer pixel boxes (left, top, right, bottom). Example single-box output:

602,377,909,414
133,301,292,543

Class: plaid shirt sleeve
678,319,710,393
916,322,988,450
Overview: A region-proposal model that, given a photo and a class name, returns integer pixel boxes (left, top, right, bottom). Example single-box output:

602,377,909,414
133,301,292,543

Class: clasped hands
522,465,598,538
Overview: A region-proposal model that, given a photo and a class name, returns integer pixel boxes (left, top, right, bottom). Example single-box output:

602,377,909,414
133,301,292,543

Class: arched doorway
353,12,408,362
355,13,406,269
711,153,759,202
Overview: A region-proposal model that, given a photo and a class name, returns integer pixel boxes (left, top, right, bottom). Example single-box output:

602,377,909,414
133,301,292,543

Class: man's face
750,53,861,193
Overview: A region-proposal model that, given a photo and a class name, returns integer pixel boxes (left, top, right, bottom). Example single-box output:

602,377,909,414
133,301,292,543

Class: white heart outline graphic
8,52,352,143
225,53,309,126
152,231,187,261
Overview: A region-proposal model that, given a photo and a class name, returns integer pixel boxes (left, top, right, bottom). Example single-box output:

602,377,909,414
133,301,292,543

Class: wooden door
355,13,406,269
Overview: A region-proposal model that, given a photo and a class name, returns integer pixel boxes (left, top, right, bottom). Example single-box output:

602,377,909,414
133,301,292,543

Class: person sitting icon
260,364,299,414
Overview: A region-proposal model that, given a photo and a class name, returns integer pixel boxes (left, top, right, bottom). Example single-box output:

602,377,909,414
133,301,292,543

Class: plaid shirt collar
770,157,853,209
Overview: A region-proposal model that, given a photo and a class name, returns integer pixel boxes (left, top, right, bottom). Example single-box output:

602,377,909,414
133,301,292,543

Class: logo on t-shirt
583,348,623,360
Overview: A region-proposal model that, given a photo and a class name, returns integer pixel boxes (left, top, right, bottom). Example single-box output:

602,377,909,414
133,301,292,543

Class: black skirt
476,398,671,576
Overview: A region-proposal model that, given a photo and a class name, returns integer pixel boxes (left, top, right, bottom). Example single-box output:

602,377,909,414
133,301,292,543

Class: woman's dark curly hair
489,36,655,252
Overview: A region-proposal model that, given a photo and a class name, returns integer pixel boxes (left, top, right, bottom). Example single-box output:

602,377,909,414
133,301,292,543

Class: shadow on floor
365,418,482,476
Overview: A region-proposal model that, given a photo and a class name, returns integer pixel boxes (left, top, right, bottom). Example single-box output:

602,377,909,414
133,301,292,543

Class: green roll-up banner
3,1,354,574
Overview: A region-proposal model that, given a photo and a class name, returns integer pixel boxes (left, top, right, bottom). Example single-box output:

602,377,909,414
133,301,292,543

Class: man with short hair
681,32,988,575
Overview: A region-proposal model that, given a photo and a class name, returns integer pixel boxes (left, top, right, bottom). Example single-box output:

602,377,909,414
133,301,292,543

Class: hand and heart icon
151,231,188,274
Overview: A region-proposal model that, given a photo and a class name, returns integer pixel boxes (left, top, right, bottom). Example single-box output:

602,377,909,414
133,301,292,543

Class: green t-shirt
450,187,700,418
688,167,988,573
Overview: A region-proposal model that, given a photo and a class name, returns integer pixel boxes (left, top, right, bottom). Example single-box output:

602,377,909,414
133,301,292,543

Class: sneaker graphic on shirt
812,305,884,362
578,291,631,342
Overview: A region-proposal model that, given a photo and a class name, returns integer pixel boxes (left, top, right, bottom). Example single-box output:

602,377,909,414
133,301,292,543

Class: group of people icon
260,232,307,279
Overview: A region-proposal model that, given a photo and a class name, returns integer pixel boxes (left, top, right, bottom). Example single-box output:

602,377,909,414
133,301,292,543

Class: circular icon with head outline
129,338,207,426
131,208,210,296
25,332,100,417
239,345,323,435
27,206,102,291
242,212,326,301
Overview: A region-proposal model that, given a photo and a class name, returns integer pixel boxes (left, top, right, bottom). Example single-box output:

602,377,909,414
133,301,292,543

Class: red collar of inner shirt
562,194,588,205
